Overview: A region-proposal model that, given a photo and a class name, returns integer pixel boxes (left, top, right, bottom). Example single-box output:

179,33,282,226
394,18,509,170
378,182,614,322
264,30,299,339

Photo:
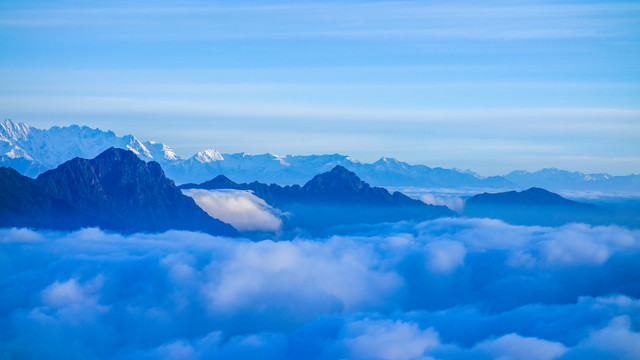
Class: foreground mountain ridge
2,119,638,191
0,147,238,236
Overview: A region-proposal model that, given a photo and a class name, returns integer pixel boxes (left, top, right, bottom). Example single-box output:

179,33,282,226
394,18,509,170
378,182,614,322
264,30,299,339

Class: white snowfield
1,119,638,193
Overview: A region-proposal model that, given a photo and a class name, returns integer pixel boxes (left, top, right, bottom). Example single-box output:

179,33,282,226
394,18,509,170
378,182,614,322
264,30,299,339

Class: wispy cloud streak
2,1,639,40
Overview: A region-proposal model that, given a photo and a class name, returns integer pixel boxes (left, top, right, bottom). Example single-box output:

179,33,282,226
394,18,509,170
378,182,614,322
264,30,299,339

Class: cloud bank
182,189,283,232
1,218,639,359
420,194,465,213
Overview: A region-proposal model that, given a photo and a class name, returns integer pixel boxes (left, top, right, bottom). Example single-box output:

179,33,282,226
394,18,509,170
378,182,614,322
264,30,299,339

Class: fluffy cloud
423,240,466,273
473,333,567,360
0,227,45,243
201,238,403,320
560,315,640,360
182,189,283,232
420,194,465,213
1,218,639,359
341,319,439,360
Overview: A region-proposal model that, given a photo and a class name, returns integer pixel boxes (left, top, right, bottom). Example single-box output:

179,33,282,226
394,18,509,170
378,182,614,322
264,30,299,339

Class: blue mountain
464,187,607,226
2,119,638,192
0,148,238,236
180,166,455,229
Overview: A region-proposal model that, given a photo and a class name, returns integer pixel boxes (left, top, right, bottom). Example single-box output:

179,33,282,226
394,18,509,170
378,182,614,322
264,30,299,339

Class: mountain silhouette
464,187,605,226
0,167,79,229
1,148,238,236
180,165,455,229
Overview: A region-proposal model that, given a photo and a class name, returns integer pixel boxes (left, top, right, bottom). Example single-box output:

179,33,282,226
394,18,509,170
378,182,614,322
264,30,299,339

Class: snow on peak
159,144,178,160
269,153,291,166
0,119,31,142
194,149,224,163
5,145,32,160
377,156,398,163
346,156,360,164
375,156,404,167
143,141,180,161
123,136,152,159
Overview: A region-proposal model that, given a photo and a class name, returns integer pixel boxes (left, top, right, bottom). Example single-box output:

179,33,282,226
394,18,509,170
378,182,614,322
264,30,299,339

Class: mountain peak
0,119,31,142
467,187,589,207
194,149,224,163
329,165,352,174
32,148,237,235
0,166,22,178
180,174,240,190
95,146,139,160
144,140,180,161
464,187,603,226
303,165,366,194
375,156,395,164
522,187,553,194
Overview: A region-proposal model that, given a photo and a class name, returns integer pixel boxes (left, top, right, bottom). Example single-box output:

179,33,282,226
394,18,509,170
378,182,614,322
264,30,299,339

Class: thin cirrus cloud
1,1,638,175
1,1,638,41
2,95,638,128
1,218,639,359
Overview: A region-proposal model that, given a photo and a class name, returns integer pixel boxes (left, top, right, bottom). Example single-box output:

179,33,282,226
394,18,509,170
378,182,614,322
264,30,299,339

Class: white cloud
474,333,567,360
343,319,439,360
41,279,89,308
420,194,465,213
424,240,466,273
0,219,639,359
0,227,45,243
561,316,640,360
182,189,283,232
201,238,403,315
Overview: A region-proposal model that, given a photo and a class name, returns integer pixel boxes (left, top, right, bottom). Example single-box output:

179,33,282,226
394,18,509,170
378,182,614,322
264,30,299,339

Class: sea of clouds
1,218,639,359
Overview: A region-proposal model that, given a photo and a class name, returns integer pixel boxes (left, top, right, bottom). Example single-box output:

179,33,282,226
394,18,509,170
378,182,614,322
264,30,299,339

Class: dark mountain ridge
182,165,445,208
464,187,607,226
180,166,455,229
0,148,238,236
0,167,78,229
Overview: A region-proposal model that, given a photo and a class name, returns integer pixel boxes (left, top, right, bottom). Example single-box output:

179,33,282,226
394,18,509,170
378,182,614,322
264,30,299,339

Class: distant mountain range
2,119,638,192
464,187,608,226
1,144,635,233
181,166,455,229
0,147,238,236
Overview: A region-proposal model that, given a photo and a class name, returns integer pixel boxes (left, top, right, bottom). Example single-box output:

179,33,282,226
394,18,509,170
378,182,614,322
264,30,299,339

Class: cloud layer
1,218,639,359
182,189,283,232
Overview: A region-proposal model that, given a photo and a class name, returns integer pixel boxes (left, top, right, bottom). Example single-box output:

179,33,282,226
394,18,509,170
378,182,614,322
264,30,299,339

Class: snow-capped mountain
1,119,155,176
504,168,640,192
1,119,638,192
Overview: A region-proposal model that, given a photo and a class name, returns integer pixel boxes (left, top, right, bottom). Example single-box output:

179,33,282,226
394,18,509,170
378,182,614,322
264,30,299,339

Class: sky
0,0,639,175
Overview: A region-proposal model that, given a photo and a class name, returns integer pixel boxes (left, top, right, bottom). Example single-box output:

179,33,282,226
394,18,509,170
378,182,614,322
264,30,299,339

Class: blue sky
1,0,639,175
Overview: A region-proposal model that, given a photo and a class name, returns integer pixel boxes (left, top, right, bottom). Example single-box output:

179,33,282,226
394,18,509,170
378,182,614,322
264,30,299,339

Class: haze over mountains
2,119,639,192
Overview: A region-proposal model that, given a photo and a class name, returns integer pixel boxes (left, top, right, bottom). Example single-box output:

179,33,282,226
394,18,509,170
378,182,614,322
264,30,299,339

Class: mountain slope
2,119,638,192
464,187,605,226
0,148,238,235
180,166,455,229
0,119,518,187
505,168,640,192
0,167,79,229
